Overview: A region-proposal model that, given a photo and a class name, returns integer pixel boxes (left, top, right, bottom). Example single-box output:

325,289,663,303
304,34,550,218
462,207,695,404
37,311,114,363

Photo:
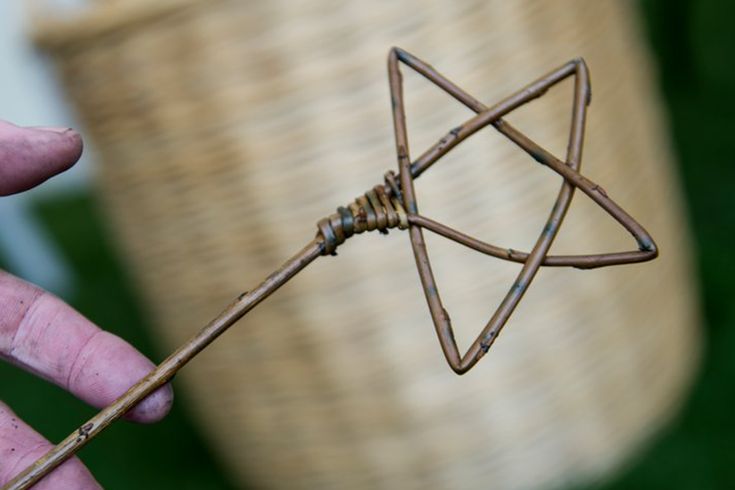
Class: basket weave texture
35,1,700,489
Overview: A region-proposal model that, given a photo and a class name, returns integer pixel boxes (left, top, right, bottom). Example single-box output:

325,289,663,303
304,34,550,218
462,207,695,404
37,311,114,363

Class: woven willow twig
4,47,657,490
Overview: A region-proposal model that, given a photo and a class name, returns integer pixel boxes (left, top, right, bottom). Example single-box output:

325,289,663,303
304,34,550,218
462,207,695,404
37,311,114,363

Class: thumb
0,120,83,196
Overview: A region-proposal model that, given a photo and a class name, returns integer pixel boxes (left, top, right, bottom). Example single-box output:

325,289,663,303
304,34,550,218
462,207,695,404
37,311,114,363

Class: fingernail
29,126,75,134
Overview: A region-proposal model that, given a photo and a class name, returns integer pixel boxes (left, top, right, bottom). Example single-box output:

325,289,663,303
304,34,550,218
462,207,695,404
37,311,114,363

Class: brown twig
3,47,657,489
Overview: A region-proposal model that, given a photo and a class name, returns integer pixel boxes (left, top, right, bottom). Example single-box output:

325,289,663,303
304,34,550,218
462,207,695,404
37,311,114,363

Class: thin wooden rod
408,214,654,269
3,239,323,490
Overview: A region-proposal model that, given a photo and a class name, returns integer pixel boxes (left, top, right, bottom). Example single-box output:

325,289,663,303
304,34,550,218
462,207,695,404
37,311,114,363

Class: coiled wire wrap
317,171,408,255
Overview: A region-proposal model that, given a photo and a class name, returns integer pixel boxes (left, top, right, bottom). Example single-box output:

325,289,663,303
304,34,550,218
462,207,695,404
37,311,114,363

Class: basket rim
30,0,200,51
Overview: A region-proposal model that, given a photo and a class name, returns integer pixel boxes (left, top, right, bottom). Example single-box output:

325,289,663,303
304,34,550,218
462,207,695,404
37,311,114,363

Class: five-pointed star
386,47,658,374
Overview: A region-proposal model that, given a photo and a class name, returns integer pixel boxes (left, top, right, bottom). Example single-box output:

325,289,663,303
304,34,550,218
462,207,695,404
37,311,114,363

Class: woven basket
34,1,700,489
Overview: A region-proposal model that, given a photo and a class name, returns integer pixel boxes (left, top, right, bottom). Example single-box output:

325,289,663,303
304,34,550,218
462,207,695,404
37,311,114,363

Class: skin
0,120,173,489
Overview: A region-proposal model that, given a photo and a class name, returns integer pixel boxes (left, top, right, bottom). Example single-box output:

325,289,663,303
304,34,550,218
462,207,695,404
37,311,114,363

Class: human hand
0,121,173,489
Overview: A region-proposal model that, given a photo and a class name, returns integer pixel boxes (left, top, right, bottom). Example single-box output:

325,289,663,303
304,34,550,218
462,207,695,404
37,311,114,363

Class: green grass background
589,1,735,488
1,0,733,488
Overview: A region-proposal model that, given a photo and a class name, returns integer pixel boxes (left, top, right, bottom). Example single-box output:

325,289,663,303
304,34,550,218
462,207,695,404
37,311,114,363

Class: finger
0,401,100,489
0,120,83,196
0,271,173,423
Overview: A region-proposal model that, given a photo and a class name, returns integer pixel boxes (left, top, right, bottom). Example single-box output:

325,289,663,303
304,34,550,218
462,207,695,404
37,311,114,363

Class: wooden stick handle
3,239,323,490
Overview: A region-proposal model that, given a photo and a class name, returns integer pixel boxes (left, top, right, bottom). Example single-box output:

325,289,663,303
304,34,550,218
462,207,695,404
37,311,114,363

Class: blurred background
0,0,731,488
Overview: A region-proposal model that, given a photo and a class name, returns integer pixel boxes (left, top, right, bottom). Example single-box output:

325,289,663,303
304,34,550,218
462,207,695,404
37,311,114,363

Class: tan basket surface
36,1,700,489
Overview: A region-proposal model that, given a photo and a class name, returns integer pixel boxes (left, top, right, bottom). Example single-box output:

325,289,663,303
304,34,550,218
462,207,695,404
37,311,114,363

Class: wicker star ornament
4,48,657,490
